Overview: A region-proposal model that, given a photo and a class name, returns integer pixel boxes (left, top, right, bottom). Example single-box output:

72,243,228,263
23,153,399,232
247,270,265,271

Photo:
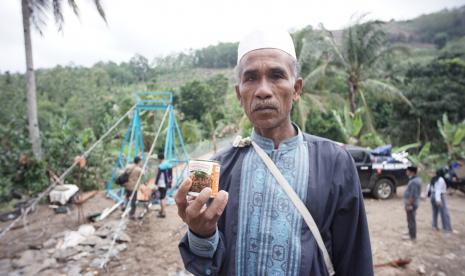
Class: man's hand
175,177,229,237
405,205,413,211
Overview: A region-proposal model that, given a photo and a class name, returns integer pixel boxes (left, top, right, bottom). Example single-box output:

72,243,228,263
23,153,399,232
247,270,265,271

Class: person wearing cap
175,29,373,275
403,166,422,241
123,156,143,219
154,153,172,218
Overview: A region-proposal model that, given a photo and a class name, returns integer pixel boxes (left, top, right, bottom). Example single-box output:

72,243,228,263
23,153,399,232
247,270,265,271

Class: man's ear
235,85,243,106
293,78,303,102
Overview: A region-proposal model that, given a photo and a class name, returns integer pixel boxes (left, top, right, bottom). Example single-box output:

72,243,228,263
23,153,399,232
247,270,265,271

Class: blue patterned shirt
182,128,374,276
188,127,308,276
235,128,309,275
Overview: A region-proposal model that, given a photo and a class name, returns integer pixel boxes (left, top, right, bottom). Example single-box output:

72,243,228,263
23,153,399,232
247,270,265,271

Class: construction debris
0,200,34,222
49,184,79,205
96,201,123,221
4,220,130,275
374,258,412,268
74,191,98,205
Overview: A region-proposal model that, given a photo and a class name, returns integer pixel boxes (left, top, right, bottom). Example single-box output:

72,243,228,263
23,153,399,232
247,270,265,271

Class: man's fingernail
220,190,228,199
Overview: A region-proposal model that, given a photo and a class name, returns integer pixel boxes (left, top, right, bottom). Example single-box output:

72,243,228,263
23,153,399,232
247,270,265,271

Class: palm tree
322,19,412,131
21,0,106,159
306,16,412,135
293,27,344,132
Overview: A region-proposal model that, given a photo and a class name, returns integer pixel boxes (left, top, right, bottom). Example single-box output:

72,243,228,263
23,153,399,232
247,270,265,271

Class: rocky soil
1,186,464,275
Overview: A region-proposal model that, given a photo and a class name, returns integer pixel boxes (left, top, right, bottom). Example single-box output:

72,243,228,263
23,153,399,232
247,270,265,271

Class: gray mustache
252,101,279,112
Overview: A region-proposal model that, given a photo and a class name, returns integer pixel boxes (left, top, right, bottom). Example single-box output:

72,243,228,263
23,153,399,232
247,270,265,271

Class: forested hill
2,5,464,88
385,6,465,49
0,5,464,201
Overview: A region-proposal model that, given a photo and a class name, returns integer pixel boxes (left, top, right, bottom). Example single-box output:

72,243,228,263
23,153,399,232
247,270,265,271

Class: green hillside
386,6,465,47
1,5,464,202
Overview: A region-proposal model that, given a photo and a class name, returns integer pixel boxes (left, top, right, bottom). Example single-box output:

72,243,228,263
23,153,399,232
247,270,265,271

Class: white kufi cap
237,29,296,64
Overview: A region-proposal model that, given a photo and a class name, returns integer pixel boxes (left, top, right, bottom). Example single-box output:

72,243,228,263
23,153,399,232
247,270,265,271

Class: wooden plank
96,201,123,221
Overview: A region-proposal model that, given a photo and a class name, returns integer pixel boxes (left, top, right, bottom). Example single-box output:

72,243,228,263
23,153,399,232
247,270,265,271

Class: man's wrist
189,228,216,239
187,227,219,258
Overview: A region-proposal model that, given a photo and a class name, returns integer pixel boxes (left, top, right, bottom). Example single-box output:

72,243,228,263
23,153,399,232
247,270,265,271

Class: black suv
346,146,410,199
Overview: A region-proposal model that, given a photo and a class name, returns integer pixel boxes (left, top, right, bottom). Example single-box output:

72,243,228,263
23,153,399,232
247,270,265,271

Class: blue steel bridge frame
105,91,189,202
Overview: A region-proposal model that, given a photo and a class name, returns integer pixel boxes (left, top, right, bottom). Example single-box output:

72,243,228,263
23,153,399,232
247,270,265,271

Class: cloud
1,0,464,72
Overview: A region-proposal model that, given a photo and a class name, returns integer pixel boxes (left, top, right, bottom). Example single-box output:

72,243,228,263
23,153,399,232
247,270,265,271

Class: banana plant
405,142,446,173
392,142,421,154
181,120,202,145
407,142,431,168
203,112,225,154
332,106,364,145
437,113,465,159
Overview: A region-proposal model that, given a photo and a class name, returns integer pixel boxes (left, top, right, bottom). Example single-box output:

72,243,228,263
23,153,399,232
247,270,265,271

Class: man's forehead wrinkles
241,66,288,77
241,60,288,71
270,67,287,73
243,69,258,75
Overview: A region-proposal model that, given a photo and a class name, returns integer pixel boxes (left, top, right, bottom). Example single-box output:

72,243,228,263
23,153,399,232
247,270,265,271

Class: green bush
306,111,345,143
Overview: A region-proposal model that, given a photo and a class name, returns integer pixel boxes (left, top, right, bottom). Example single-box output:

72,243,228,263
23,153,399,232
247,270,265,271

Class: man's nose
255,78,273,99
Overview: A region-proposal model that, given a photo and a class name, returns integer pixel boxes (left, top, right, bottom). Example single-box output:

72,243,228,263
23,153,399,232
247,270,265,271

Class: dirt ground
0,192,114,260
368,187,465,276
1,186,464,275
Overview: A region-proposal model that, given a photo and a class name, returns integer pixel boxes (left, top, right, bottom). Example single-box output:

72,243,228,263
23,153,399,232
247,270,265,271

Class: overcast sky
1,0,464,73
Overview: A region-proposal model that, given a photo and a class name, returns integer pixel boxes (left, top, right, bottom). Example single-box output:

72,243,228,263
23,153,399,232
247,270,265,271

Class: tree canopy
1,5,465,201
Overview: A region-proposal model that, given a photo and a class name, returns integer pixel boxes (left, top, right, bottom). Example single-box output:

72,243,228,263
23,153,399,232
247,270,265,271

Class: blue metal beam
106,91,189,202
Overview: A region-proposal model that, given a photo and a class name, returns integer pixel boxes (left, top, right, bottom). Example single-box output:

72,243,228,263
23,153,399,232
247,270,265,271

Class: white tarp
58,225,95,249
49,184,79,205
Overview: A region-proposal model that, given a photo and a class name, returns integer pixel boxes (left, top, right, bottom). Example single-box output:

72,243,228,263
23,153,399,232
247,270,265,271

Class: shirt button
205,268,212,275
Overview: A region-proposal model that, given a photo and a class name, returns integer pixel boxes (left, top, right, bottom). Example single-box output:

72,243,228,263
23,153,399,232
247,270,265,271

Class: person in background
403,166,422,241
428,169,453,233
155,153,172,218
124,156,143,219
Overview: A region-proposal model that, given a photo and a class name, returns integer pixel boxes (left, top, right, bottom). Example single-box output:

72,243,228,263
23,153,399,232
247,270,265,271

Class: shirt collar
251,124,303,150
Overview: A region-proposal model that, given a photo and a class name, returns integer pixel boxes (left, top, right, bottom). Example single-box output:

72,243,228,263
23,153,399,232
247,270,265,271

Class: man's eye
244,75,256,82
271,72,285,79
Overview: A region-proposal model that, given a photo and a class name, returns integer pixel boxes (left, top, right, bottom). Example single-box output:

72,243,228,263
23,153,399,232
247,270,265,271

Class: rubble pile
0,221,130,276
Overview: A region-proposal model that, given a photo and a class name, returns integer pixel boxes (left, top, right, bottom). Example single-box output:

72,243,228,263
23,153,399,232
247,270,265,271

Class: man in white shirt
429,169,453,232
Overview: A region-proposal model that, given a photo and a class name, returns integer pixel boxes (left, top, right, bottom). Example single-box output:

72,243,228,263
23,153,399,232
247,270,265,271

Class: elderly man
175,29,373,275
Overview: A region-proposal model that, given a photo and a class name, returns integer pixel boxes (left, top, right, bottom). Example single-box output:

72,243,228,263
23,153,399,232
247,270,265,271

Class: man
155,153,172,218
124,156,143,219
403,166,422,241
430,168,453,233
175,29,373,275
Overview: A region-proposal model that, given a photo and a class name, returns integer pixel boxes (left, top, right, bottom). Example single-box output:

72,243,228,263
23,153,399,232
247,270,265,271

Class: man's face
406,170,413,177
235,49,302,130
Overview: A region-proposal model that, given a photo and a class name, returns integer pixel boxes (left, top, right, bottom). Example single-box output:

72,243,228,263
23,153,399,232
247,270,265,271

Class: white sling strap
252,141,335,276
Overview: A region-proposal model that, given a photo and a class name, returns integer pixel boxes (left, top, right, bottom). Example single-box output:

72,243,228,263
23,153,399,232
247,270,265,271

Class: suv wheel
373,179,394,199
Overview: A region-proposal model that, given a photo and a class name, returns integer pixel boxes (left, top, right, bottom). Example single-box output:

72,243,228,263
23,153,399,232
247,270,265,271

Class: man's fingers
204,190,228,220
174,178,192,218
187,187,212,215
174,178,192,204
